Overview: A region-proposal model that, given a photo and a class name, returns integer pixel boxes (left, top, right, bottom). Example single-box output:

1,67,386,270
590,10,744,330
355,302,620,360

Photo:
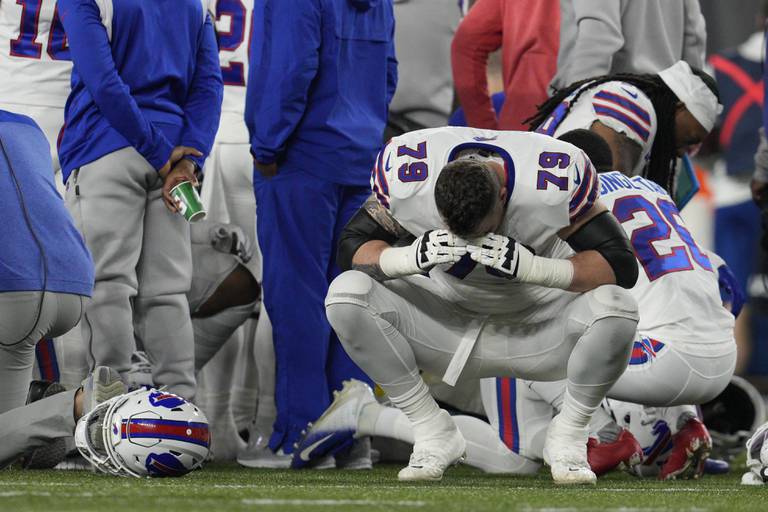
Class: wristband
379,246,418,278
518,255,574,290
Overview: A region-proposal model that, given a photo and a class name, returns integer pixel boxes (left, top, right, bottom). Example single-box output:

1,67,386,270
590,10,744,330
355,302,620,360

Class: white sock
358,402,415,444
560,388,597,430
232,386,259,431
253,393,276,436
454,415,541,475
193,301,256,371
387,379,441,435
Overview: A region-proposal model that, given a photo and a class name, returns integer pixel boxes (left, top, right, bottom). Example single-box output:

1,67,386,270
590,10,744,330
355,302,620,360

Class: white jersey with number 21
372,127,599,317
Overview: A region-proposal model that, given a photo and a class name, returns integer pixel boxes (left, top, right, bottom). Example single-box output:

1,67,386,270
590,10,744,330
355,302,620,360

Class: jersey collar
447,142,516,205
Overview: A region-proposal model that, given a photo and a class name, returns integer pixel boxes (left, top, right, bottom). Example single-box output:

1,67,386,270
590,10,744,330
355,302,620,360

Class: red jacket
451,0,559,130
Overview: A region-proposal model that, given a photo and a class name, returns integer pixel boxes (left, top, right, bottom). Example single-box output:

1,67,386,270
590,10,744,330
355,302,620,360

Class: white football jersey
0,0,71,107
373,127,599,316
598,171,734,345
536,81,657,177
209,0,251,143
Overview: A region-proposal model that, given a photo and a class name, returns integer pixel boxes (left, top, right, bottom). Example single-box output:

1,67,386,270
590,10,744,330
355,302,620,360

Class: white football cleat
237,422,291,469
544,414,597,485
291,379,375,469
397,410,466,482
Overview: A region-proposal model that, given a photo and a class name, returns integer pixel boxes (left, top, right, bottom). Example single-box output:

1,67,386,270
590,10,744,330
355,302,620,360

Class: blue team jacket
57,0,223,182
246,0,397,186
0,111,94,296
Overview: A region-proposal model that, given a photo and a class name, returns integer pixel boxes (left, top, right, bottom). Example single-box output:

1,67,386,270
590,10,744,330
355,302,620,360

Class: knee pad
586,285,639,323
326,270,375,308
325,271,378,343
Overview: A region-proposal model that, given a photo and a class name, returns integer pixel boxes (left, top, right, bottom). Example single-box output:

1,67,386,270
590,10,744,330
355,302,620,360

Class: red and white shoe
659,417,711,480
587,428,644,476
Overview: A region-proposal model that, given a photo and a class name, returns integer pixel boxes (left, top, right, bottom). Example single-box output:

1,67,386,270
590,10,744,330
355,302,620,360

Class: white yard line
520,508,710,512
241,498,426,507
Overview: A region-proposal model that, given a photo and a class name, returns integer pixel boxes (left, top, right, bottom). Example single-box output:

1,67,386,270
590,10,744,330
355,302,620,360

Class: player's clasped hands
466,233,534,280
414,230,469,271
379,229,467,278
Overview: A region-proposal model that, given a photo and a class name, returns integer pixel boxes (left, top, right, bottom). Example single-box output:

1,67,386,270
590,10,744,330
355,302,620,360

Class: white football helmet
744,422,768,485
75,388,210,477
603,399,674,477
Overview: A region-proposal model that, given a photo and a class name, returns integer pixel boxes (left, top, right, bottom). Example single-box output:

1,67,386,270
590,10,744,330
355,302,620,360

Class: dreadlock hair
435,158,499,237
525,69,719,193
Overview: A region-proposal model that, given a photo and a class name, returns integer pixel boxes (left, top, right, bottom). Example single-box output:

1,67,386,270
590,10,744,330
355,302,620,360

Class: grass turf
0,462,763,512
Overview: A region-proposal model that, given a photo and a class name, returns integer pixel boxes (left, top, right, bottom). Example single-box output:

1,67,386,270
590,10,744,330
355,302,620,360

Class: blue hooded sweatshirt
0,111,93,296
246,0,397,187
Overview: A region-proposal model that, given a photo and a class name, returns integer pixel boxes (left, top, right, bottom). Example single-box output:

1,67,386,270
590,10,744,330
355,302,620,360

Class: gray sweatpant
0,388,77,469
65,147,195,398
0,389,77,468
0,291,84,413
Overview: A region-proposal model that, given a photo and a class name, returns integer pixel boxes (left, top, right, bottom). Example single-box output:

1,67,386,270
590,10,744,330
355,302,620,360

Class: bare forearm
567,250,617,292
351,240,392,281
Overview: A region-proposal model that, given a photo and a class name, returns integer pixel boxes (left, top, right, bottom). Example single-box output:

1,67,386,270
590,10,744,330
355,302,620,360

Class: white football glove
467,233,573,289
210,223,254,263
378,229,467,278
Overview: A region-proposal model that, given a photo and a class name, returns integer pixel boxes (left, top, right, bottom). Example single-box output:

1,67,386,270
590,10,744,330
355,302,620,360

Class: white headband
658,60,722,132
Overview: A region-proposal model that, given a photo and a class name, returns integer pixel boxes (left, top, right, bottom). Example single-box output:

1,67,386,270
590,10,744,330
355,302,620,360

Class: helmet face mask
75,388,210,478
746,423,768,482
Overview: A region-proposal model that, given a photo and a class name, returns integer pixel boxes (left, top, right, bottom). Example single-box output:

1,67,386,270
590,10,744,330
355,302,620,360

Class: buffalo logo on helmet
145,452,189,477
148,391,187,409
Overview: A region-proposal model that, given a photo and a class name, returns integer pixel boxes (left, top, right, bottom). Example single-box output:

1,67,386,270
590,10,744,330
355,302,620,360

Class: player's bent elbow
566,211,638,289
610,250,638,289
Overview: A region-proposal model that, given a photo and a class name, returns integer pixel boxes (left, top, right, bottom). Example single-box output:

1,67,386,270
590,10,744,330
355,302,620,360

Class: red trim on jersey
499,377,516,451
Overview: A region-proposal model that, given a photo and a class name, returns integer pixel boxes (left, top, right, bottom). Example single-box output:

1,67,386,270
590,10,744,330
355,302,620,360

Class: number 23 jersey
372,127,599,317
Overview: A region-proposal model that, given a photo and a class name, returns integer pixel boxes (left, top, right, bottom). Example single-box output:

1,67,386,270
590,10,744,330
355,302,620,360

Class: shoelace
408,449,445,469
129,352,153,374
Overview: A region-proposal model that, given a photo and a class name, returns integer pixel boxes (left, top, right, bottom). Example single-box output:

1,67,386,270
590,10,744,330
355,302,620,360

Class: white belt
442,315,488,386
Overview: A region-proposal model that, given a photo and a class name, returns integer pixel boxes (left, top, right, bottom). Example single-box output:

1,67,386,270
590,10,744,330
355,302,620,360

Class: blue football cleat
290,380,375,469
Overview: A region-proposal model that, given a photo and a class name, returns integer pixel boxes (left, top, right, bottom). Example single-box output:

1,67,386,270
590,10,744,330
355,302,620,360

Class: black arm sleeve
566,211,638,289
337,208,400,272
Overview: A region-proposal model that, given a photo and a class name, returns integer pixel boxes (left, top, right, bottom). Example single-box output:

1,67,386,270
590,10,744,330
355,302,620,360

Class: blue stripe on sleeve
594,90,651,124
593,105,650,142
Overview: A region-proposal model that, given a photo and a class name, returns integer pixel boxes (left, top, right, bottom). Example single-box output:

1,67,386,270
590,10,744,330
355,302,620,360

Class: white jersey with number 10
0,0,71,108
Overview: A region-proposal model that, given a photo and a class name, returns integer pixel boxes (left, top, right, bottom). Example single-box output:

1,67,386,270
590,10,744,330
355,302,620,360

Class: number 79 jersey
598,171,734,345
372,127,599,316
0,0,71,108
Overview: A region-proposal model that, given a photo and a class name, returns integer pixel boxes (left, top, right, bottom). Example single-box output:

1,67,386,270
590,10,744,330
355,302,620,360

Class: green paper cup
170,181,206,223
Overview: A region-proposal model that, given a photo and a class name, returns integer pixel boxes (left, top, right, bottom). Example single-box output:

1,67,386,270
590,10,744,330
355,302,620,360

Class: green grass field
0,462,765,512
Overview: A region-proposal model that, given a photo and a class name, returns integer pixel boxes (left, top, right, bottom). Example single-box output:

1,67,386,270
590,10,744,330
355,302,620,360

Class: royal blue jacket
0,111,94,296
58,0,223,182
246,0,397,186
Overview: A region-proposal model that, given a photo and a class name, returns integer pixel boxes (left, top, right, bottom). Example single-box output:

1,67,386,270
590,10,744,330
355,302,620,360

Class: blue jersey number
613,195,711,281
396,142,429,182
9,0,69,61
215,0,248,86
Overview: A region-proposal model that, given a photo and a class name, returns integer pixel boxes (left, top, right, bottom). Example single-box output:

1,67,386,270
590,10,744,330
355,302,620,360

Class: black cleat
21,380,68,469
